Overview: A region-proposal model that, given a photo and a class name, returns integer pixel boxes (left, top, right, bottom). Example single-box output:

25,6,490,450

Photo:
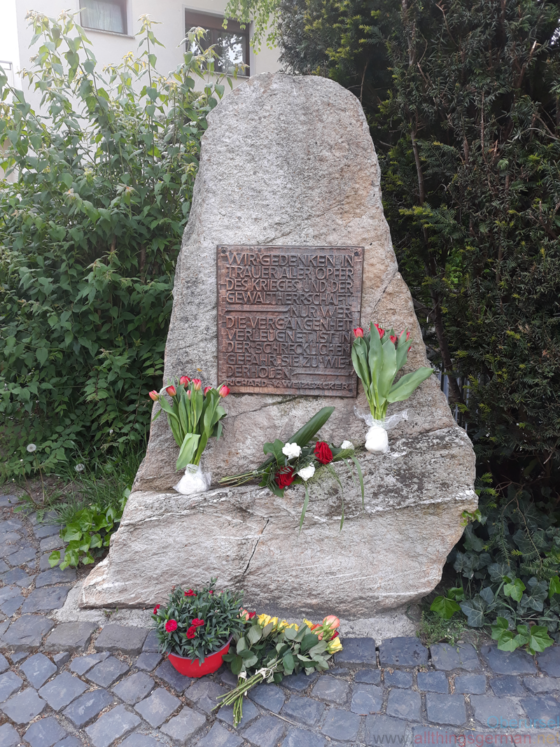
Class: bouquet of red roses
219,407,363,529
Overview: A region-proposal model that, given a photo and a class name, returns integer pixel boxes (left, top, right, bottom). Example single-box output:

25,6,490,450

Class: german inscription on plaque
217,245,364,397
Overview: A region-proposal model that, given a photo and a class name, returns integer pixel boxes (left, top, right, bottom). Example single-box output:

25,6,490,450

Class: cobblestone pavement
2,493,560,747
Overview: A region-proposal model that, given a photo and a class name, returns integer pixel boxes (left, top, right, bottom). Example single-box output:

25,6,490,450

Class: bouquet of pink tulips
149,377,229,471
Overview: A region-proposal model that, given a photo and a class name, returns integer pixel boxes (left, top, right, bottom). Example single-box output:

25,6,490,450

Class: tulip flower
203,386,212,396
353,327,364,337
166,385,176,397
219,384,230,397
374,323,385,338
179,376,190,385
149,390,159,401
390,335,397,343
192,379,202,391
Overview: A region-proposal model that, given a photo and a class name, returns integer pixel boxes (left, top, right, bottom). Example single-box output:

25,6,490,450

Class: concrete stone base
81,426,476,617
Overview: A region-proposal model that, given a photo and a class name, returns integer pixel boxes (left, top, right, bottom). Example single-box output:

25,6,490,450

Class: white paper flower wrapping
174,464,211,495
297,464,316,481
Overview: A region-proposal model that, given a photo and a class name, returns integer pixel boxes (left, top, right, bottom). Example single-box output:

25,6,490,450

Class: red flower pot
167,638,232,678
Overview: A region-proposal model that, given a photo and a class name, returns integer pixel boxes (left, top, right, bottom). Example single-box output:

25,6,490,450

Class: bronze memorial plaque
217,245,364,397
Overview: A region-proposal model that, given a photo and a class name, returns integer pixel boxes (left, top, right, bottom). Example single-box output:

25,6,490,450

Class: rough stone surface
112,672,154,704
196,722,243,747
430,642,481,672
86,656,130,687
25,716,67,747
39,672,88,710
321,707,361,741
44,622,97,652
20,653,57,688
1,614,54,649
0,724,20,747
334,638,377,665
282,696,325,727
490,675,527,697
154,659,191,693
249,683,286,713
0,672,22,703
417,671,449,693
351,684,383,715
1,686,46,723
242,715,286,747
425,693,466,726
454,674,486,694
537,647,560,677
63,689,113,728
94,625,148,654
134,687,181,727
480,645,537,675
85,705,141,747
386,689,421,721
379,637,428,668
160,705,207,742
81,73,476,615
471,695,525,728
21,586,70,613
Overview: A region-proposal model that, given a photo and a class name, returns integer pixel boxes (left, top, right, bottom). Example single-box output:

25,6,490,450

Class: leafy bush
152,581,245,661
0,12,228,480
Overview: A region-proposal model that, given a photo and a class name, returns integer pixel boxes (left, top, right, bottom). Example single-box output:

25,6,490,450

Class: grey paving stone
365,715,407,747
471,694,525,728
95,625,149,655
379,637,428,668
281,671,319,692
53,652,71,668
135,653,162,672
113,672,154,704
1,686,46,724
411,726,459,747
455,674,486,694
40,536,64,552
21,652,57,688
281,728,325,747
0,534,23,553
524,677,560,693
9,651,27,664
0,586,21,604
386,688,421,721
311,675,349,703
329,667,349,677
134,687,181,727
3,568,34,587
220,669,238,687
35,568,77,588
0,519,23,534
34,524,62,539
334,637,377,665
21,586,70,613
479,645,537,675
40,554,55,571
87,656,130,687
85,704,141,747
63,689,114,728
425,692,466,726
0,560,9,574
142,629,160,653
70,652,110,675
154,659,191,692
0,671,23,703
120,734,160,747
249,683,286,713
0,495,19,508
537,646,560,677
195,722,243,747
217,697,260,727
0,723,20,747
188,680,228,714
161,705,207,743
384,670,412,689
0,654,7,674
417,670,449,693
0,593,23,616
521,696,560,727
39,671,88,710
25,716,67,747
55,738,82,747
354,669,381,685
350,684,383,715
281,695,325,726
430,642,481,672
489,675,527,696
8,546,37,565
242,715,285,747
321,708,361,742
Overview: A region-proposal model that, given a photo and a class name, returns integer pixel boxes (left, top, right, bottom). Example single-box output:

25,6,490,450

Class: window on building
185,10,250,77
81,0,128,35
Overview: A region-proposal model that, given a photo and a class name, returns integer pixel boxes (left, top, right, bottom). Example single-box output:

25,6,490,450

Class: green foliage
430,587,464,620
0,12,228,481
152,581,245,662
417,609,468,648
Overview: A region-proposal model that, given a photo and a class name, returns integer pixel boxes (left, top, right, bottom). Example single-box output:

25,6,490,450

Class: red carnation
165,619,178,633
185,590,196,597
191,618,205,627
314,441,333,465
186,626,197,639
276,467,295,490
153,604,161,615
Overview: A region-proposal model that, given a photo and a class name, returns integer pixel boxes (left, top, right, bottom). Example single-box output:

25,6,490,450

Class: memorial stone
81,74,476,616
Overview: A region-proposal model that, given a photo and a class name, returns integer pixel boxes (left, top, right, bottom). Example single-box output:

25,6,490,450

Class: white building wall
12,0,280,114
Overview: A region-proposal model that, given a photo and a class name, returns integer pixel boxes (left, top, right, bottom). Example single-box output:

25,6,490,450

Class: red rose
186,626,197,639
153,604,161,615
191,618,205,627
332,631,339,639
166,385,176,397
353,327,364,338
165,619,178,632
185,590,196,597
179,376,190,385
276,467,295,490
314,441,333,465
209,590,214,594
248,611,256,619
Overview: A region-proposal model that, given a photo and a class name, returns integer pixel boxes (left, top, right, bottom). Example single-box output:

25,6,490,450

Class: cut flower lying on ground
216,611,342,726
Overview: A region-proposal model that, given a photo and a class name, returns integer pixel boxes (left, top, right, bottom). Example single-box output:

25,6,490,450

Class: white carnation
340,440,354,450
282,442,301,459
297,464,315,481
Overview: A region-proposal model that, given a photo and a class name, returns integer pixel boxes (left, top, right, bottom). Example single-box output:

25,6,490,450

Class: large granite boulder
81,73,476,613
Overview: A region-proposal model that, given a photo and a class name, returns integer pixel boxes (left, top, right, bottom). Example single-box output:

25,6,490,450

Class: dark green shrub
0,12,228,480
